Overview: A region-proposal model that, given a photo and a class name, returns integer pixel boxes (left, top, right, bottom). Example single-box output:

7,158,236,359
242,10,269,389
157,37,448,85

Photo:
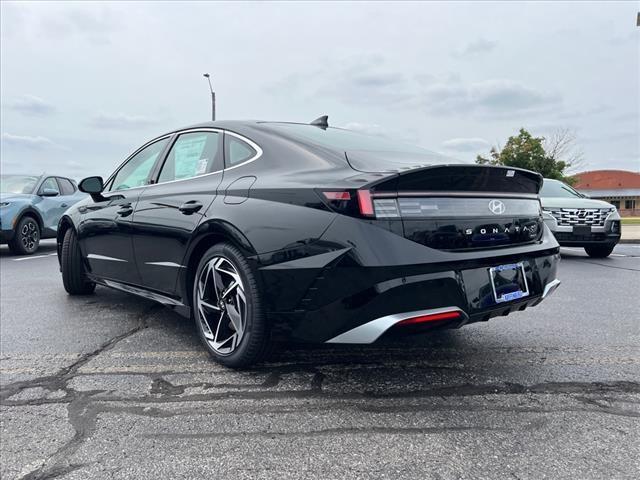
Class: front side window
40,177,60,195
108,138,169,192
158,132,221,183
225,135,257,167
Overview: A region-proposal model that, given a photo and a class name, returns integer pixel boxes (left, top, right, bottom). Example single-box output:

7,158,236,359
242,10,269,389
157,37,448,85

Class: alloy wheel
21,220,39,252
196,256,247,355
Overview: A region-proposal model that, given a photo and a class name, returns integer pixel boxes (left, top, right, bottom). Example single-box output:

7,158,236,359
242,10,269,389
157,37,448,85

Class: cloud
268,54,559,120
350,72,405,88
39,5,122,45
1,133,67,150
453,39,497,58
423,79,561,117
89,113,161,129
442,138,491,152
5,94,56,116
317,63,413,107
341,122,386,135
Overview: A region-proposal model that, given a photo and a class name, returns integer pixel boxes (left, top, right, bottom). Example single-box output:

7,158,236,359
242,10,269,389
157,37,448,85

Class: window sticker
196,158,209,175
174,135,207,179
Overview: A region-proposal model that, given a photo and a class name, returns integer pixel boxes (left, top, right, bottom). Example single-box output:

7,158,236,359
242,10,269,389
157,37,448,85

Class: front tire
192,243,270,368
584,244,615,258
8,216,40,255
61,228,96,295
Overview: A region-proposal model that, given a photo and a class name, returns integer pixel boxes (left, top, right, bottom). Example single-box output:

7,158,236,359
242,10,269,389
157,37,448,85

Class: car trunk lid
364,164,544,251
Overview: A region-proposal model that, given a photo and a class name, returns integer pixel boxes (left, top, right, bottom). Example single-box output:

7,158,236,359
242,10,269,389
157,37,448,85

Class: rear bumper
258,216,560,344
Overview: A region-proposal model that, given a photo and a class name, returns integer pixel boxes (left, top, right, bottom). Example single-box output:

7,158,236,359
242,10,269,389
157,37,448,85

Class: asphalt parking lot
1,240,639,480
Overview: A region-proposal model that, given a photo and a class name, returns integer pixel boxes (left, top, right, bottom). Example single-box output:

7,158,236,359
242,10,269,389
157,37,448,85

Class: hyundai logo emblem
488,199,506,215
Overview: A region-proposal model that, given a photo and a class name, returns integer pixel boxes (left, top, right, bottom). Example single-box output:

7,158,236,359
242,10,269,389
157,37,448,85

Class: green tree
476,128,575,184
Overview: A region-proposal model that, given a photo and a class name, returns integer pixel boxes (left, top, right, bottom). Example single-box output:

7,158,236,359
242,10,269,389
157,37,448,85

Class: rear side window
225,134,257,167
158,132,221,183
57,178,76,195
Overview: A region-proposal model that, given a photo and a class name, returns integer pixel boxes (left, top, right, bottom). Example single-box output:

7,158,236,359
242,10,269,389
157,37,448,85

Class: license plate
489,262,530,304
573,225,591,235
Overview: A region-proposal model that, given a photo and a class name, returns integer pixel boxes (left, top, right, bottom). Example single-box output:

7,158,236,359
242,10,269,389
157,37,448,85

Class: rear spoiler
364,164,543,196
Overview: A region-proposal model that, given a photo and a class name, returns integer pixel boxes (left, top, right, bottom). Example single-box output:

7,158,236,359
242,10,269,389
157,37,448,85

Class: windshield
0,175,40,194
540,179,583,198
263,123,454,172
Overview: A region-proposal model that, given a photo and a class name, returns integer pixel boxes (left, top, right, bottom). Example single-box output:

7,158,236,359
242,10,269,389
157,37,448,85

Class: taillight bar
395,310,462,327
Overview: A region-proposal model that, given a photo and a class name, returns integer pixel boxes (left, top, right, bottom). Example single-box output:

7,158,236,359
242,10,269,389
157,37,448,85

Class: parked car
540,178,621,258
1,174,86,255
58,119,561,367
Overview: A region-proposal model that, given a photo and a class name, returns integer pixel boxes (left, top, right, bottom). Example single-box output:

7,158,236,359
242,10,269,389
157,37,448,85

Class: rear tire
8,216,40,255
192,242,270,368
61,228,96,295
584,244,615,258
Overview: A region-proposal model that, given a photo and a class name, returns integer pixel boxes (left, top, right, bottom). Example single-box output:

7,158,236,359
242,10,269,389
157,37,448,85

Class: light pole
203,73,215,121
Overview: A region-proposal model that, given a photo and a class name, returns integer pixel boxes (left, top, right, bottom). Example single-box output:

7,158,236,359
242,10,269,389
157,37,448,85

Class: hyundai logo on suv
488,199,506,215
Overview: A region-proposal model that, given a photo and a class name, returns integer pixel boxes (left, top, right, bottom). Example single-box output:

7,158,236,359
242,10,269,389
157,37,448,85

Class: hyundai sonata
58,118,561,367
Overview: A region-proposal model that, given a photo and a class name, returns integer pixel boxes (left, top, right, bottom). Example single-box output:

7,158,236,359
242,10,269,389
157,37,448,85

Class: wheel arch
16,206,44,232
180,219,258,308
56,215,76,261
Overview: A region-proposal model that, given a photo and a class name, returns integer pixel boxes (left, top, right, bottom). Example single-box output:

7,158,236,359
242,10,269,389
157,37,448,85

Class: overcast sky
1,1,638,180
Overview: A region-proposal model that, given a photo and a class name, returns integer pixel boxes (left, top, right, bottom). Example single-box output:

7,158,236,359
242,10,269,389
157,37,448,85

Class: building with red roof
573,170,640,216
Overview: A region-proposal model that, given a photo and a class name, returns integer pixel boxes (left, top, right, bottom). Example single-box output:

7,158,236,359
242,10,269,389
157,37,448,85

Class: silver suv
540,178,621,258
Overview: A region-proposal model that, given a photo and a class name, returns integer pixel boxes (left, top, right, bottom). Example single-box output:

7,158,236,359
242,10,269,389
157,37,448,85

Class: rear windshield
540,179,583,198
264,123,454,172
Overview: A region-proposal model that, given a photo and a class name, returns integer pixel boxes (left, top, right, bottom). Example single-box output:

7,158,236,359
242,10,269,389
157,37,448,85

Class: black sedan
58,118,561,367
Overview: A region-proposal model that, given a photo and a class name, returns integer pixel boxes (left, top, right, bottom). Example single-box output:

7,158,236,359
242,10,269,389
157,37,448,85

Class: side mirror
79,176,106,201
40,188,60,197
79,176,104,194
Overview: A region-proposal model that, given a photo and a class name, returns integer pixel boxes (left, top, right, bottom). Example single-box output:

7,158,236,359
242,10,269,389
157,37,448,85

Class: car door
132,129,224,295
34,176,73,238
54,177,77,218
77,137,170,285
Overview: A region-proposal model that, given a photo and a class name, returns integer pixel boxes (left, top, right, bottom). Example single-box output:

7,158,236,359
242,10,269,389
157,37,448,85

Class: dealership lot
1,240,639,479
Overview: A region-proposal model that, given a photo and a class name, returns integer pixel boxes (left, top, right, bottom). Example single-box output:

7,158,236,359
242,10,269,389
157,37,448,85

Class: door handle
179,201,203,215
117,204,134,217
61,203,68,208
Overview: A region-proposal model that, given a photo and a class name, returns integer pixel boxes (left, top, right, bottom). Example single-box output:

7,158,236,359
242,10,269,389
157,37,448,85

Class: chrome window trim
103,134,173,192
102,128,263,192
224,130,263,171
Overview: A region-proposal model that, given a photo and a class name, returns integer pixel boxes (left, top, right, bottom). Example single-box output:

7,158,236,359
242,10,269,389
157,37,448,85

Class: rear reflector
357,190,374,217
395,310,461,326
323,191,351,201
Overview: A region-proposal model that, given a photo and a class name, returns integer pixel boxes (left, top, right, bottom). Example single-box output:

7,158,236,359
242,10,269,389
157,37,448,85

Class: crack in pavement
138,425,512,440
1,306,639,479
1,305,160,480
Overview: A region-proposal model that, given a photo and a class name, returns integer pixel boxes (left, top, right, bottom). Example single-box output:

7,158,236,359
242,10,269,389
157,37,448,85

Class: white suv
540,178,621,258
